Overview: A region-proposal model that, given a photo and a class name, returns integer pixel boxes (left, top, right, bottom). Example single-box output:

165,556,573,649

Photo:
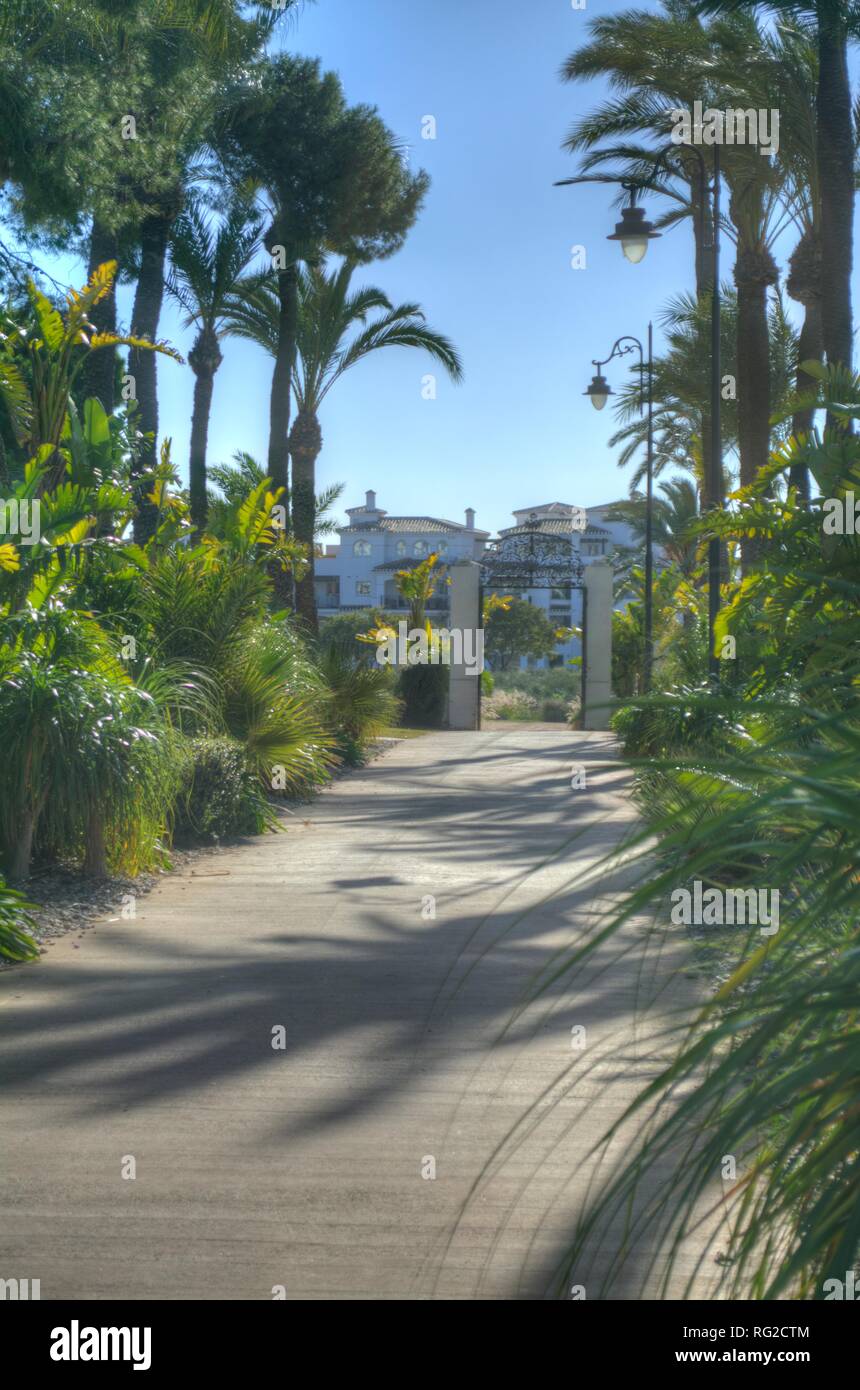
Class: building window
395,540,407,557
353,540,372,557
356,581,371,597
583,541,606,557
437,541,448,555
414,540,429,556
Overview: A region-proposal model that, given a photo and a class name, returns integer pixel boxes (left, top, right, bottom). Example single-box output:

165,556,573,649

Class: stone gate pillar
447,560,482,730
582,560,613,730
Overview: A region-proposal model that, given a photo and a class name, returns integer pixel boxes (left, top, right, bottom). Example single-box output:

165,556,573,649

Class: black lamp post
558,145,723,683
585,329,655,693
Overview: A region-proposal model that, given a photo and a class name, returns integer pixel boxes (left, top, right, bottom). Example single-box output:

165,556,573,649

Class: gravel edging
2,739,405,968
4,842,230,966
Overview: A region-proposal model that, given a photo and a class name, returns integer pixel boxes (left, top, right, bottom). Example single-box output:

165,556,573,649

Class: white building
315,491,489,617
316,493,640,667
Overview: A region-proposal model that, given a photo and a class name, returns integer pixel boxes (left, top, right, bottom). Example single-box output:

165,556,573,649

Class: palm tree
562,3,724,499
167,197,261,530
106,2,291,540
562,4,789,510
216,54,429,593
609,476,702,579
206,448,344,546
699,0,857,379
224,260,463,631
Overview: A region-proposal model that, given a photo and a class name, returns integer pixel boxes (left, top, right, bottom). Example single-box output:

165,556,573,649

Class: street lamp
586,330,655,694
583,372,612,410
606,192,661,264
557,145,723,683
606,155,722,684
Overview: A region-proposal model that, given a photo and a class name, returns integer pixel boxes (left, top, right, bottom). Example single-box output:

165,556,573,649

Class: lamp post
585,328,655,693
558,144,722,683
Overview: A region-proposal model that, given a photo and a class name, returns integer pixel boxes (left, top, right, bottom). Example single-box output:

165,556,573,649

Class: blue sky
27,0,860,537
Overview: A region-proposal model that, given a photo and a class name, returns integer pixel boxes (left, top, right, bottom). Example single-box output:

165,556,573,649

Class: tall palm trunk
267,257,299,603
80,220,119,413
83,811,108,879
129,213,170,543
10,808,35,882
817,2,853,377
734,239,778,572
267,260,298,501
289,409,322,633
691,165,718,509
786,227,823,499
187,326,222,532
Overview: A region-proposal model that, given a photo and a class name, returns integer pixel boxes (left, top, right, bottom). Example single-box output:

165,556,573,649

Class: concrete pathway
0,730,718,1300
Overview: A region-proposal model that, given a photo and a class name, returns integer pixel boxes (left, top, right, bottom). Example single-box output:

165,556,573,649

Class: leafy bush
482,689,539,721
539,698,570,722
315,642,402,753
174,736,271,842
319,608,395,661
221,621,334,792
491,667,580,701
0,875,38,962
610,685,737,758
0,608,183,879
397,662,449,727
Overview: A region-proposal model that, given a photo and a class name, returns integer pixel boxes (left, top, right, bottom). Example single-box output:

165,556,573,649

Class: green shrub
539,698,570,722
491,667,580,701
481,670,494,696
319,609,394,662
221,622,335,793
610,685,737,758
174,736,271,842
483,689,539,721
0,875,39,962
0,629,183,879
315,642,402,750
397,662,449,727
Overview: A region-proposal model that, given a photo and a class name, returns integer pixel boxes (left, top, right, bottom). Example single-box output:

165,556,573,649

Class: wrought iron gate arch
477,522,590,728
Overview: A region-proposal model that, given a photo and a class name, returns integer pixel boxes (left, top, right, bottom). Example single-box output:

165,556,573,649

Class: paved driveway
0,730,717,1300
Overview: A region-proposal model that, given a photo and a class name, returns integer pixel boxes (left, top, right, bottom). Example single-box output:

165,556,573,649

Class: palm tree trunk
735,277,771,490
692,170,716,511
83,811,108,879
188,370,214,532
267,262,299,604
790,300,823,499
80,220,119,413
129,213,170,543
10,808,35,882
735,241,777,573
289,410,323,634
817,3,853,377
268,263,298,501
187,327,222,535
787,226,823,499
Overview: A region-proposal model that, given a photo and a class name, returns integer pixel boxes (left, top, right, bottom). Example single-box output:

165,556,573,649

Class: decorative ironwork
480,523,585,590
